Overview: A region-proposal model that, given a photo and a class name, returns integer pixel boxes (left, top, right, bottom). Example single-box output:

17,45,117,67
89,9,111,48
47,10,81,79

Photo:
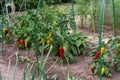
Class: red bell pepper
93,51,100,60
59,47,63,58
4,28,9,37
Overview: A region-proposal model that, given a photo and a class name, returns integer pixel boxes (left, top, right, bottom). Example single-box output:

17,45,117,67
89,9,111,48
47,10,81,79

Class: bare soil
0,28,120,80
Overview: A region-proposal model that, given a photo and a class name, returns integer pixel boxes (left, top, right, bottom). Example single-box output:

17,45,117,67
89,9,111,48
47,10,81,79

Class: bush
7,5,88,62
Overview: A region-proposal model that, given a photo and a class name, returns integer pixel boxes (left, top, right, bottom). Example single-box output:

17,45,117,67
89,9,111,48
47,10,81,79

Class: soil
0,28,120,80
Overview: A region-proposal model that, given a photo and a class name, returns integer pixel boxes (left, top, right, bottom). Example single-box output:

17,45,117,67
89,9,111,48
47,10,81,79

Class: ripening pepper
49,32,52,37
19,39,25,43
90,67,94,74
46,40,50,44
59,47,63,58
101,47,105,54
3,28,9,37
15,40,20,46
101,67,105,75
16,39,25,49
19,39,25,49
93,51,100,60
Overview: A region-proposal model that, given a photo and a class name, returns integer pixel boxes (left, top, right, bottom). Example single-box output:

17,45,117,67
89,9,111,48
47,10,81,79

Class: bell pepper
101,67,105,75
16,39,25,49
46,40,50,44
59,47,63,58
3,28,9,37
49,32,52,37
101,47,105,54
19,39,25,43
93,51,100,60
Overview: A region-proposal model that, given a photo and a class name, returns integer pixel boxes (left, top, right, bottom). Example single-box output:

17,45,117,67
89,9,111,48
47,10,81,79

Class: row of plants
1,3,88,63
90,36,120,77
0,5,88,79
0,1,88,79
2,26,120,79
0,2,89,79
1,27,120,79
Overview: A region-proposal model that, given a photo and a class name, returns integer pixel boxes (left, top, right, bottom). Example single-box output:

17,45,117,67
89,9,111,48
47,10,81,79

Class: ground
0,28,120,80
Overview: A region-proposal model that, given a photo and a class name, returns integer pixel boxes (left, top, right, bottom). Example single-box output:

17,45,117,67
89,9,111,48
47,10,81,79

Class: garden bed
0,28,120,80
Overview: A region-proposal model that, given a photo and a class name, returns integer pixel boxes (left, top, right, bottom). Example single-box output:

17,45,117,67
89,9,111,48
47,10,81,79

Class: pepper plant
90,42,112,77
108,36,120,71
8,3,88,62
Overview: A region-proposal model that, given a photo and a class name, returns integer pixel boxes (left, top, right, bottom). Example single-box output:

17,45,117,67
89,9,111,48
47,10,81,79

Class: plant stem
0,71,2,80
12,51,19,80
7,59,11,80
45,57,58,74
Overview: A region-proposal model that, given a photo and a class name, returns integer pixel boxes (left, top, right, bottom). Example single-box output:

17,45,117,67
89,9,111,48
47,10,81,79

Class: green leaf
82,41,86,48
56,30,64,41
108,73,112,77
63,43,68,53
103,54,108,59
71,46,78,55
76,40,82,47
71,36,78,40
94,68,98,74
91,62,96,67
68,53,74,61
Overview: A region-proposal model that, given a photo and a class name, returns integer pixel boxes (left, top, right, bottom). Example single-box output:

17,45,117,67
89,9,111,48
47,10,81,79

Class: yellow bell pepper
101,67,105,75
49,32,52,37
46,40,50,44
101,47,105,54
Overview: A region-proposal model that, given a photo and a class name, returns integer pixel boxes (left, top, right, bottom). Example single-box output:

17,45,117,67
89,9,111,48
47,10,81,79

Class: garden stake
1,0,7,55
34,0,41,64
71,0,76,30
98,0,105,80
112,0,116,36
33,0,42,77
71,0,75,18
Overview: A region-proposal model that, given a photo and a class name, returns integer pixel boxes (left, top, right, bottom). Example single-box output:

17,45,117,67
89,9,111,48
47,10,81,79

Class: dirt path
0,44,23,80
1,45,120,80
